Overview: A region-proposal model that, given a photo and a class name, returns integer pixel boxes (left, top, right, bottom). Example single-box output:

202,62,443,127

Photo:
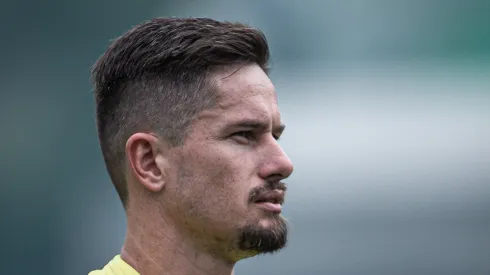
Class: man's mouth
253,190,285,213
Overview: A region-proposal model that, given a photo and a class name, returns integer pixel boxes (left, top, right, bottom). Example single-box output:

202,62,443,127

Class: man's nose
258,138,294,180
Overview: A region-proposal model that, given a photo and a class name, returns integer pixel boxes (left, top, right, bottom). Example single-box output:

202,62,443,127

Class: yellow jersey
89,255,139,275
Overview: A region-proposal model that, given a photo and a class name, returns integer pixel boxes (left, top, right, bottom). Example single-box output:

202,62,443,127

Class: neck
120,205,236,275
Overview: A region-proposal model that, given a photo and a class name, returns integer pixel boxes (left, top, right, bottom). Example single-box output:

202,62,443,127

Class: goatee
238,214,288,253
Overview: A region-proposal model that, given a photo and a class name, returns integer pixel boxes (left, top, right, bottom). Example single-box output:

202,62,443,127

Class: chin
258,213,286,228
236,214,289,255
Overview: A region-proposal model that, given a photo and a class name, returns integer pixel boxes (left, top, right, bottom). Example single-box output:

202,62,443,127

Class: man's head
92,18,294,261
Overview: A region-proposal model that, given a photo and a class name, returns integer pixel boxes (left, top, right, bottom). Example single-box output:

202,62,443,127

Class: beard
236,181,289,254
237,212,288,254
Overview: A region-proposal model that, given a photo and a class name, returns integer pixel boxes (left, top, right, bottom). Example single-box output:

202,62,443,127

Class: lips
253,190,285,204
253,190,285,213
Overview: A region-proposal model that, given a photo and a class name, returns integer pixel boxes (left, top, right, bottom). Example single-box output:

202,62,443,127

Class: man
89,17,294,275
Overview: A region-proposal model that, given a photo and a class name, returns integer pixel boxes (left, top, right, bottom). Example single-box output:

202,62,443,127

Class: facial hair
237,181,288,253
237,214,288,253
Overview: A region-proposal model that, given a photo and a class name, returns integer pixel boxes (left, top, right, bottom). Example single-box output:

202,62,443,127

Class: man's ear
125,133,168,192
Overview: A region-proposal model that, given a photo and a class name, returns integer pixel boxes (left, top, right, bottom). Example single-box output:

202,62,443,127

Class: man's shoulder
88,255,139,275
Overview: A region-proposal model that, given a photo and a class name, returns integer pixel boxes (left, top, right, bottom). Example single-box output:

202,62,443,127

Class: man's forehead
196,64,282,123
217,84,276,106
214,66,277,103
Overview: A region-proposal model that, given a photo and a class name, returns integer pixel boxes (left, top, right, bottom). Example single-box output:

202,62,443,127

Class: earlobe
126,133,167,192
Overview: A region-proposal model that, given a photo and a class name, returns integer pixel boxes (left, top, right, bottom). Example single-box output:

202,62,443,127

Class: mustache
248,181,287,202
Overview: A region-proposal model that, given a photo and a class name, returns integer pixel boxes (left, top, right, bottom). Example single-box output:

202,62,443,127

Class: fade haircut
91,17,270,208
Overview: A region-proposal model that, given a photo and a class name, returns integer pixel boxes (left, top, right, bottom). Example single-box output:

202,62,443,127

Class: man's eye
231,131,254,143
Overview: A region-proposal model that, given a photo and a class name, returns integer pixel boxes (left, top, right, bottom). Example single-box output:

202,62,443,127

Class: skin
120,64,294,275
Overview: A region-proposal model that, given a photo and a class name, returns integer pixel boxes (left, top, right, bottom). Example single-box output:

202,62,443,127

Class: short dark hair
91,17,270,208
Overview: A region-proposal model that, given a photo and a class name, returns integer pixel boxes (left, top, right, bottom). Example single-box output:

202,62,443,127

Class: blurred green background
1,0,489,274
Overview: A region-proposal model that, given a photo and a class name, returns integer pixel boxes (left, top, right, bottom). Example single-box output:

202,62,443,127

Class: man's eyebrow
228,119,286,134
